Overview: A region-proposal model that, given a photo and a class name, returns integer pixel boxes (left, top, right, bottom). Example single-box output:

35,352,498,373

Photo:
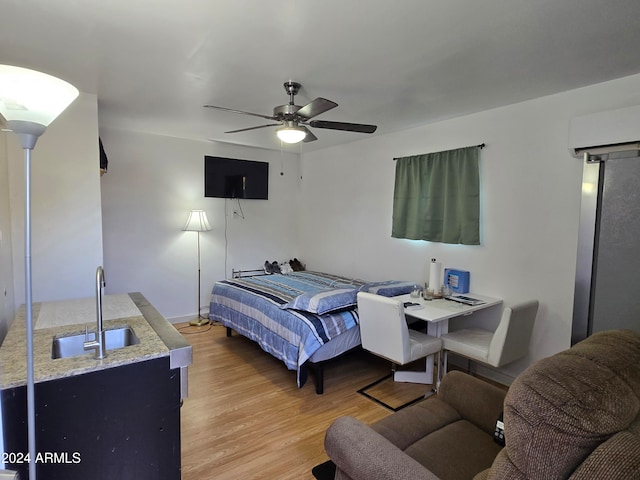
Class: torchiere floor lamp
0,64,78,480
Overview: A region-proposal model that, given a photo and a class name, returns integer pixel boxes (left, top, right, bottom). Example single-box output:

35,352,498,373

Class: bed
208,270,413,393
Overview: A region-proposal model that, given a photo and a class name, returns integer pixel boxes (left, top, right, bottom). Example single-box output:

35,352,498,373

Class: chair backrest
357,292,411,364
487,300,538,367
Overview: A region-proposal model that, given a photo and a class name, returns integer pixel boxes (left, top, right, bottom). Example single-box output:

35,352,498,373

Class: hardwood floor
177,321,432,480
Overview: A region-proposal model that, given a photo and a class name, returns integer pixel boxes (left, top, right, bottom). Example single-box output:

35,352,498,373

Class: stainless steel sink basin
52,326,140,359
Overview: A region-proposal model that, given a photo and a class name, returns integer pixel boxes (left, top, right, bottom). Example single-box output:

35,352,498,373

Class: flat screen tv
204,156,269,199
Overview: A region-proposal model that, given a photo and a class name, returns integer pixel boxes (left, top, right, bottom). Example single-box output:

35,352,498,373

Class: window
392,146,480,244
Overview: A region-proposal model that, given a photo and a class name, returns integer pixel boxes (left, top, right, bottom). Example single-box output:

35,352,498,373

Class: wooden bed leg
226,327,232,337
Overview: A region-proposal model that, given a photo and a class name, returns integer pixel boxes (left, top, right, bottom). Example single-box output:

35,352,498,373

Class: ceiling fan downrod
274,81,303,119
283,81,301,104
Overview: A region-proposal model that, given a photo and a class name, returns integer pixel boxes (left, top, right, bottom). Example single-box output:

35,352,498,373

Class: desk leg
429,320,448,390
427,320,448,338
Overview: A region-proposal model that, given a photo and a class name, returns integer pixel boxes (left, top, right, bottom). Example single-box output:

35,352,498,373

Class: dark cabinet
2,357,181,480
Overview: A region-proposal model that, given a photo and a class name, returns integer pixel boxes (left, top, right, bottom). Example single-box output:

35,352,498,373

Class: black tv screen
204,156,269,199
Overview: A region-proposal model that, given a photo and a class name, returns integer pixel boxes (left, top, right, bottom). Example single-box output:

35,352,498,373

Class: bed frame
231,268,267,278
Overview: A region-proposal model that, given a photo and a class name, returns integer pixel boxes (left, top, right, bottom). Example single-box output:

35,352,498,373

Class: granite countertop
0,293,189,390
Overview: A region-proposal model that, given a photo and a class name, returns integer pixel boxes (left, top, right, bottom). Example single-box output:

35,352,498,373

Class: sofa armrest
325,416,441,480
438,371,507,436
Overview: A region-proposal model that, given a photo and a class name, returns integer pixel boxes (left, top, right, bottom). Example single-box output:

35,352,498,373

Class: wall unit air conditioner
569,104,640,156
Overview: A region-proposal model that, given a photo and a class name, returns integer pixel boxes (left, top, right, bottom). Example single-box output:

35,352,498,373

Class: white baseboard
166,314,200,325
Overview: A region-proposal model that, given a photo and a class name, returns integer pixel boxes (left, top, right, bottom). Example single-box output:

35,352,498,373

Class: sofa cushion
490,330,640,480
372,398,461,450
406,420,503,480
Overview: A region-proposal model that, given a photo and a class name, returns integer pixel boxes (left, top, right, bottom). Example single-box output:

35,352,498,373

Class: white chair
441,300,538,374
356,292,442,408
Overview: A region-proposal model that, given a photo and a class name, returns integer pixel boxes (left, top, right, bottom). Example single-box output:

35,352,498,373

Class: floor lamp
0,65,78,480
183,210,212,326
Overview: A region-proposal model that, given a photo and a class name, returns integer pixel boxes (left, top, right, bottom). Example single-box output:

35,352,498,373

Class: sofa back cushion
488,329,640,480
437,370,507,436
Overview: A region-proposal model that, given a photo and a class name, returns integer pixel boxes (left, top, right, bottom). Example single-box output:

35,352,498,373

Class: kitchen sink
52,326,140,359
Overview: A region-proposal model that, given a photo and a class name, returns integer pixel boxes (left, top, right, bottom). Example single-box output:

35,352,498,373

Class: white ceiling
3,0,640,152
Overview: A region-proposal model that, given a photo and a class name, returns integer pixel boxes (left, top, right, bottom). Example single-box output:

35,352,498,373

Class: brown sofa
324,329,640,480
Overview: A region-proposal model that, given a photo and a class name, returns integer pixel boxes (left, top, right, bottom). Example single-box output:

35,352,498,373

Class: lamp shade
183,210,212,232
276,126,306,144
0,65,79,128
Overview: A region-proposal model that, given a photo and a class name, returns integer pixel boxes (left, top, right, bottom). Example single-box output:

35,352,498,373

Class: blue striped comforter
209,271,415,387
208,272,367,384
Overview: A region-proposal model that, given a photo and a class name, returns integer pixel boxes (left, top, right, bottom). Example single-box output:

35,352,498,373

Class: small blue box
445,269,470,294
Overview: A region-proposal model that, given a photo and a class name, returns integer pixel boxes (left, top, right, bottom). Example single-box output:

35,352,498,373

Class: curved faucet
84,266,107,359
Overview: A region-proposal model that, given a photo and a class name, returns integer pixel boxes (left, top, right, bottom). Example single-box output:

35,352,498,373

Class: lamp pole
24,145,36,480
0,65,78,480
196,230,202,317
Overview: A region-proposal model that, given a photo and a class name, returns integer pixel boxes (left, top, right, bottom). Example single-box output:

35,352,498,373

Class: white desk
392,293,502,384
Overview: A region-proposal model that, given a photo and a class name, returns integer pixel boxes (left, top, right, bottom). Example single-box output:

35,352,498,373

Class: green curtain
392,146,480,244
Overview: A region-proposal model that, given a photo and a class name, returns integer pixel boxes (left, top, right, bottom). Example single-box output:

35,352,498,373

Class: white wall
0,133,15,343
6,93,103,311
3,73,637,379
99,128,301,321
299,73,640,382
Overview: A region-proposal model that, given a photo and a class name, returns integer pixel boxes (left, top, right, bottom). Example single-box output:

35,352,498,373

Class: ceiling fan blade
225,123,281,134
296,98,338,120
302,126,318,143
309,120,377,134
204,104,277,121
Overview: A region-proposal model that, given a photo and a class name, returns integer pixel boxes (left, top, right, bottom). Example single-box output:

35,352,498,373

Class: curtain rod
393,143,485,161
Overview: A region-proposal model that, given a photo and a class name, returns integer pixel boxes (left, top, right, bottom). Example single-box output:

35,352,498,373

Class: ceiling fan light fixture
276,125,306,144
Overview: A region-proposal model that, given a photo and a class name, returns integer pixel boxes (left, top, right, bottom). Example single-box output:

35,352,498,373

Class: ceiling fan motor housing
273,103,302,120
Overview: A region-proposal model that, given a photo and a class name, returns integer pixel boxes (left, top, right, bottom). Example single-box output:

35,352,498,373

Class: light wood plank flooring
177,321,433,480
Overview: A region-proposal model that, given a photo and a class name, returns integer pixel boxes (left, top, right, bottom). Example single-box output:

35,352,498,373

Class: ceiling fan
204,81,377,144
